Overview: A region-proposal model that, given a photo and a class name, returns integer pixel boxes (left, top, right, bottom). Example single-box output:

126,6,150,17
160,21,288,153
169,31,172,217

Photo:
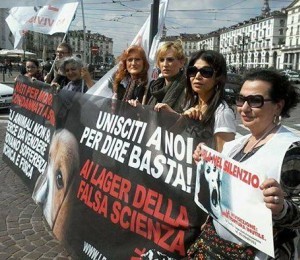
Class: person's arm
81,67,94,88
153,103,177,113
213,104,236,152
44,69,54,83
269,142,300,227
214,132,235,152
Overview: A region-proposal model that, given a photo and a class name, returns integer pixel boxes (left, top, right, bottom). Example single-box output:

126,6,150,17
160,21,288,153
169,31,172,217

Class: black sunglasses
235,94,272,108
187,66,214,78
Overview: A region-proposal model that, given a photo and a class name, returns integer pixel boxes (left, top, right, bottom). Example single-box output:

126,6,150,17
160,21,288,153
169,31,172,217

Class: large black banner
3,76,213,259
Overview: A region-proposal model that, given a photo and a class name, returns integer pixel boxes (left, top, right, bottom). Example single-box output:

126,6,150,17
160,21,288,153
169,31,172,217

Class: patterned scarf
123,78,140,101
187,218,257,259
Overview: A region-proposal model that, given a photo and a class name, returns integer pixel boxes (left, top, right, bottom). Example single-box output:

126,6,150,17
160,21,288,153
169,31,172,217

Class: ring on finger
273,196,280,204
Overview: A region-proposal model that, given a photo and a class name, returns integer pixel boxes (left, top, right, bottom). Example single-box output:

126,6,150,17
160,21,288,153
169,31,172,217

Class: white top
214,126,300,259
214,102,236,134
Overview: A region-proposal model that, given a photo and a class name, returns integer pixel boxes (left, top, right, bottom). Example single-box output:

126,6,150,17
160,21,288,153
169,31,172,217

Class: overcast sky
69,0,293,56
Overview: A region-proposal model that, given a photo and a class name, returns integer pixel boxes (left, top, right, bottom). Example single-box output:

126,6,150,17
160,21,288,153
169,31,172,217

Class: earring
273,114,281,125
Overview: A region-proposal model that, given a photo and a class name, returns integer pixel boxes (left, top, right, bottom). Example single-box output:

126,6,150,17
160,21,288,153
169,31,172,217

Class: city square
0,0,300,259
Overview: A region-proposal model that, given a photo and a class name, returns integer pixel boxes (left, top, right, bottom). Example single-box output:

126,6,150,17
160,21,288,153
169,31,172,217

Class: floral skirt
187,218,257,260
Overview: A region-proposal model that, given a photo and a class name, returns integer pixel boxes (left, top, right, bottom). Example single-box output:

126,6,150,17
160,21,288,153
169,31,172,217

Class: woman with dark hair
24,58,44,81
191,69,300,259
156,49,236,151
113,45,149,103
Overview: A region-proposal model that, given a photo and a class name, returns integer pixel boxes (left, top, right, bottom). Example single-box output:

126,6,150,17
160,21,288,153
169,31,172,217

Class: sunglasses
235,94,272,108
187,66,214,78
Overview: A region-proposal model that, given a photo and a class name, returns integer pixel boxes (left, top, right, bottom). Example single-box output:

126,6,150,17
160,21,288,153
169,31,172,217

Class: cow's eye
56,170,64,189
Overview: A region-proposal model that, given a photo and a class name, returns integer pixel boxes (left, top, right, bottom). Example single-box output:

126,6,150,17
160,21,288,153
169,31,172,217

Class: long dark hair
185,50,227,125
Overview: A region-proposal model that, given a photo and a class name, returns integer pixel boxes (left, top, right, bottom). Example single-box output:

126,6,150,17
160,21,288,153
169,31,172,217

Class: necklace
238,124,280,162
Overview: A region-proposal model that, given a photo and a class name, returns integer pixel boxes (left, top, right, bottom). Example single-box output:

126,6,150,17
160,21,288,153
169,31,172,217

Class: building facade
281,0,300,70
68,30,114,66
219,11,287,71
161,0,300,71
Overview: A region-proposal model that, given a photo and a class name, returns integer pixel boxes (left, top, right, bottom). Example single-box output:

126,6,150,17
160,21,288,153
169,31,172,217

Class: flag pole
149,0,159,54
81,0,87,63
142,0,159,104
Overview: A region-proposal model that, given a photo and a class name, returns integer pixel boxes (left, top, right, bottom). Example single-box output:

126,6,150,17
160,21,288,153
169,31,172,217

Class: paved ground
0,122,72,259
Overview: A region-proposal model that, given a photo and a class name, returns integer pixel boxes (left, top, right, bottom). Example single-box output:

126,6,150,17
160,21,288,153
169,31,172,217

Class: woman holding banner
154,50,236,152
147,41,187,112
24,58,44,82
57,56,95,93
189,69,300,259
112,45,149,103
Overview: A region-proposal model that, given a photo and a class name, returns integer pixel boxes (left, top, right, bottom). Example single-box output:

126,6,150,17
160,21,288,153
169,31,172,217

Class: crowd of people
14,40,300,259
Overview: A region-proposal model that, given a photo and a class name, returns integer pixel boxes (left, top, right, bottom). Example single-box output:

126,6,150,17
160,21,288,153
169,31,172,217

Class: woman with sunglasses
112,45,149,103
189,69,300,259
129,41,187,112
155,50,236,152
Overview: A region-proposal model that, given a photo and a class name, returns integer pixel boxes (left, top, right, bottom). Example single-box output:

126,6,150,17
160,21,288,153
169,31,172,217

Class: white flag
6,0,79,48
0,0,77,8
87,0,169,98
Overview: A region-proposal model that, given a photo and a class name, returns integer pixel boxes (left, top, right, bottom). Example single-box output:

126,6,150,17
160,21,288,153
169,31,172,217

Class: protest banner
3,77,211,258
49,92,213,258
2,77,276,258
194,144,274,258
2,76,56,188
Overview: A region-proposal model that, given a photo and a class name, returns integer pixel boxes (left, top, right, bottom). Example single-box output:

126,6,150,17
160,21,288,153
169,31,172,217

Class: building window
265,52,269,63
280,19,285,27
279,29,284,35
